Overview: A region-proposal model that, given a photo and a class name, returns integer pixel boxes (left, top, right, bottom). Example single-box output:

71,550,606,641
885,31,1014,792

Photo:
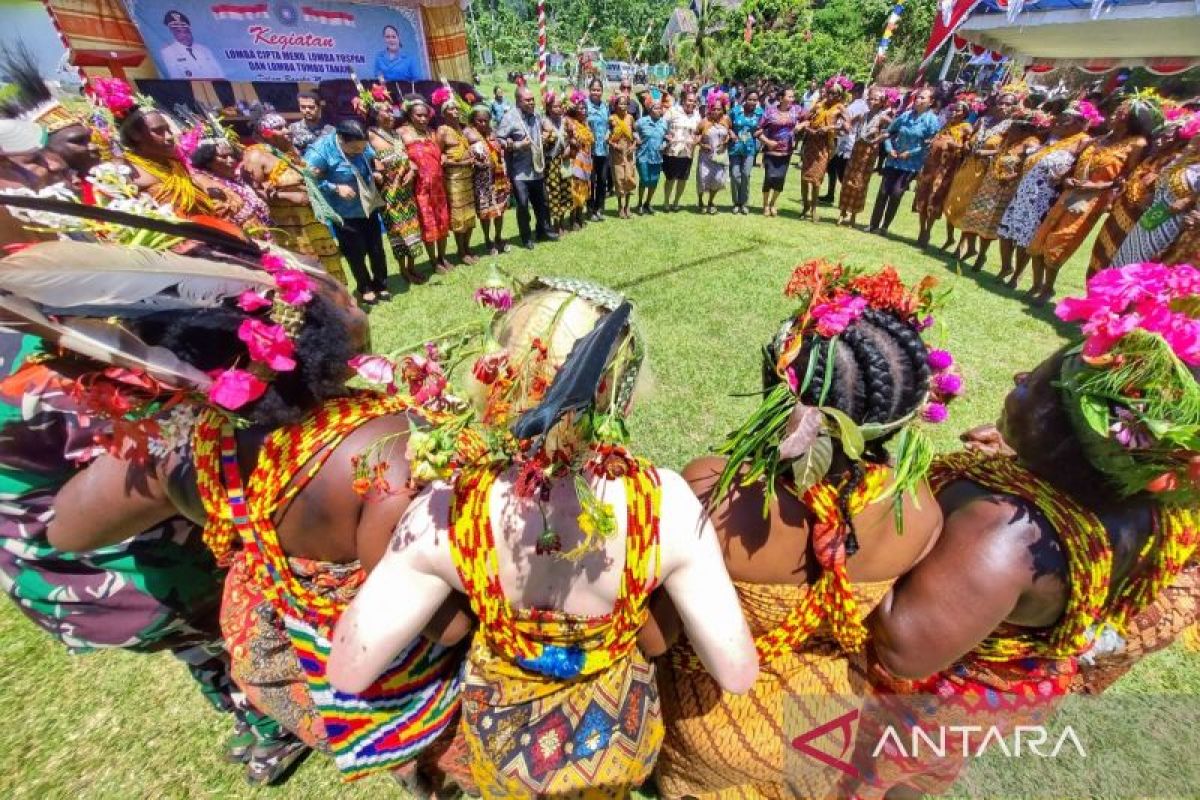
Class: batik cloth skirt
611,146,638,194
1028,188,1110,268
839,139,879,215
943,154,989,228
444,164,477,234
545,156,573,220
473,162,510,222
696,152,729,194
958,174,1022,240
912,142,965,219
381,174,423,256
997,148,1077,248
801,133,835,185
267,200,346,283
656,578,894,800
460,634,663,798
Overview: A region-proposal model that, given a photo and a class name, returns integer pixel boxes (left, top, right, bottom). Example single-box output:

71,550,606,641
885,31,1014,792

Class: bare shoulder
387,481,458,581
680,454,728,505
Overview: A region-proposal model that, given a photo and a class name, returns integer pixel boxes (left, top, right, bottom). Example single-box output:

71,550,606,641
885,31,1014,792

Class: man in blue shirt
305,120,390,303
727,89,763,214
869,87,940,235
634,100,667,214
489,86,511,125
584,78,610,221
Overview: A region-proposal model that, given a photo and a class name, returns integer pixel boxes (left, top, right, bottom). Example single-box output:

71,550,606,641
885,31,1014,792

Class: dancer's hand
960,424,1014,456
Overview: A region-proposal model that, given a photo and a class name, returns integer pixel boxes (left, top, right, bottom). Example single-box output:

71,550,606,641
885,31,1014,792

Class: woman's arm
328,486,456,694
656,469,758,694
48,453,180,552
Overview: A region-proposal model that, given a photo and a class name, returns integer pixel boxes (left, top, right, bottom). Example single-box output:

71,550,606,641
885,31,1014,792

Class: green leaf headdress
1055,262,1200,506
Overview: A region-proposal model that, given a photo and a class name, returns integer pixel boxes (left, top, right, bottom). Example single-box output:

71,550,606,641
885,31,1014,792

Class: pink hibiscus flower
238,319,297,372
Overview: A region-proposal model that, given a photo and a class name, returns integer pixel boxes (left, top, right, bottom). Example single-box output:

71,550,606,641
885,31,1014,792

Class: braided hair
767,308,931,550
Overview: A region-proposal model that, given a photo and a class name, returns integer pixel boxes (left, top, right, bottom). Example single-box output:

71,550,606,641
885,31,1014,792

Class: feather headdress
0,44,85,133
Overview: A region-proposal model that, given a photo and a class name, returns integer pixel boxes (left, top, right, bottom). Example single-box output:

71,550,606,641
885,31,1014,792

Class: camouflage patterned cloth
0,331,284,745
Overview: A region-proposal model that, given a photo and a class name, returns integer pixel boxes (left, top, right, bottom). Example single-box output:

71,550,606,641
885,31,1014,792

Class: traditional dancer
399,97,451,272
944,91,1019,264
995,103,1096,288
542,92,574,233
191,138,273,239
23,239,474,792
798,77,848,221
566,91,595,231
329,278,758,798
654,262,954,799
241,108,346,283
848,262,1200,797
435,87,478,266
608,95,638,218
361,84,426,284
467,104,512,256
838,86,893,228
1026,97,1155,303
957,111,1047,272
913,100,972,248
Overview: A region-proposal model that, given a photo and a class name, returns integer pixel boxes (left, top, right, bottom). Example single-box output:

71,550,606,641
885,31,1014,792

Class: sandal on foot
244,735,310,786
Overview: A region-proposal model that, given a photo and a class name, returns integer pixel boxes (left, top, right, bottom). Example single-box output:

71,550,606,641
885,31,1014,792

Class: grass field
1,173,1193,799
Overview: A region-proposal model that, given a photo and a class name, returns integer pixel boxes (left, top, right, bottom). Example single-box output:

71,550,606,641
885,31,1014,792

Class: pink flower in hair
810,293,868,337
927,349,954,371
431,86,452,109
208,369,268,410
933,372,964,397
1180,115,1200,141
921,402,949,424
348,354,397,390
238,319,297,372
1076,100,1105,129
570,90,586,106
370,83,391,103
260,253,288,273
274,269,315,306
176,125,203,162
237,289,272,312
88,78,135,116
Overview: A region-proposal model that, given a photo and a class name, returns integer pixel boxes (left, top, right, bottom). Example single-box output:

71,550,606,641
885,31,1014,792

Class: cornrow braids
835,461,866,556
859,308,931,421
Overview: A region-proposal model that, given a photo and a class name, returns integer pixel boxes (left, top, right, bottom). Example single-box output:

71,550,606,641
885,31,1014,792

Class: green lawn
1,175,1193,798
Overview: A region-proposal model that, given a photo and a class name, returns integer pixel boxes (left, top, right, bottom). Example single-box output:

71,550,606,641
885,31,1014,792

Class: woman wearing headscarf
994,103,1095,288
329,278,758,797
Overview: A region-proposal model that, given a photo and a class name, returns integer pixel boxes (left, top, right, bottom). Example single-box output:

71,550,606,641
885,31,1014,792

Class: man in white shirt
159,10,224,79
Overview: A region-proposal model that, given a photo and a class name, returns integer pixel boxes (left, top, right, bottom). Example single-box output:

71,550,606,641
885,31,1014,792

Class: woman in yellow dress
435,88,479,266
607,96,638,219
798,79,848,222
652,263,951,799
943,92,1019,265
567,91,596,230
329,277,758,799
912,101,972,248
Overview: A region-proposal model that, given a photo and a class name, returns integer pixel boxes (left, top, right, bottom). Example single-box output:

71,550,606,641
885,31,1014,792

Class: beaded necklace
930,451,1200,662
448,458,661,680
192,393,411,630
123,151,213,215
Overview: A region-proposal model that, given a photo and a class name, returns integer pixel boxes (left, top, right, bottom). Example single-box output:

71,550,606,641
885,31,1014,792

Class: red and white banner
921,0,983,67
301,6,355,25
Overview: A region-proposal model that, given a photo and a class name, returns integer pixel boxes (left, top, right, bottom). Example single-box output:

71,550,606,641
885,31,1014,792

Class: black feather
0,195,261,257
511,302,631,442
0,44,52,119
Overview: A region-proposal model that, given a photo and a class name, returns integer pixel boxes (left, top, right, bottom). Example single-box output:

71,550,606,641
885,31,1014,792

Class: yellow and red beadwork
449,458,661,679
192,392,411,630
929,451,1200,662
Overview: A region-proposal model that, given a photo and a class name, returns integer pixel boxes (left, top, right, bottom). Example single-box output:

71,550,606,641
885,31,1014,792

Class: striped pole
537,0,548,93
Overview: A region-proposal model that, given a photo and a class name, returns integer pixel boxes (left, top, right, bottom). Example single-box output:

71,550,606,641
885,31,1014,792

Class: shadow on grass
919,246,1079,337
613,243,760,291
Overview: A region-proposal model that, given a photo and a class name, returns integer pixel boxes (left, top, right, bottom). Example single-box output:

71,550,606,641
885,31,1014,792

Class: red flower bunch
784,258,844,301
849,266,938,321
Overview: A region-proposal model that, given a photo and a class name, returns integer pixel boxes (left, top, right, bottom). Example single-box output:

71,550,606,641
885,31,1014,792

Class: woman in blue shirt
634,100,668,214
584,78,610,220
373,25,416,81
868,87,941,235
727,90,763,214
306,120,390,304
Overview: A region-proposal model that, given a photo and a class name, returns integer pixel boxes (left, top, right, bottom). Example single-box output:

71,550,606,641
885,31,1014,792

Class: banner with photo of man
124,0,431,81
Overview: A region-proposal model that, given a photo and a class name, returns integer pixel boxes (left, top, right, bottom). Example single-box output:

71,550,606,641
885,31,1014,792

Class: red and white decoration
301,6,355,25
210,3,268,20
536,0,547,92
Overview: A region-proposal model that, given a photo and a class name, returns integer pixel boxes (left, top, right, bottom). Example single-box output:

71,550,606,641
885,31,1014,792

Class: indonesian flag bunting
921,0,982,67
1089,0,1109,20
301,6,355,25
211,3,268,19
